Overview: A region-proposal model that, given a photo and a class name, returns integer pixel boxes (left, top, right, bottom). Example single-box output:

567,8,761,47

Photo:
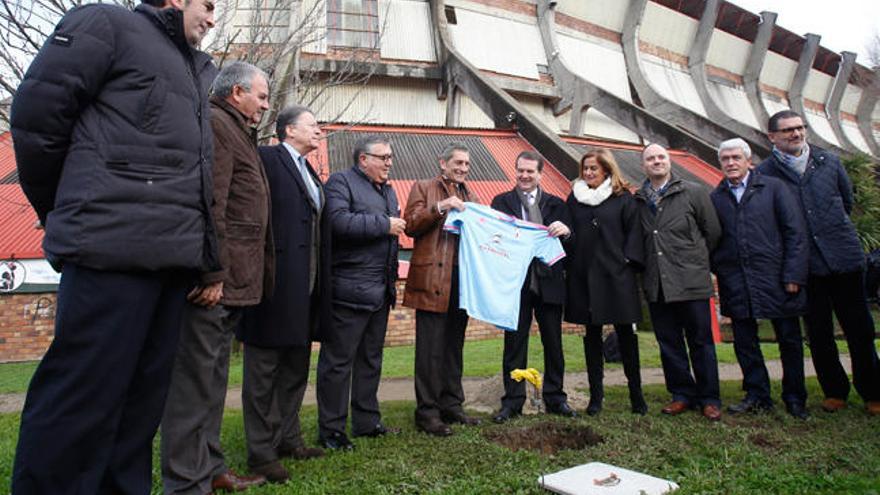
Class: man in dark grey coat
635,143,723,421
316,135,403,448
757,109,880,416
710,138,809,420
9,0,217,492
238,105,328,482
161,61,272,495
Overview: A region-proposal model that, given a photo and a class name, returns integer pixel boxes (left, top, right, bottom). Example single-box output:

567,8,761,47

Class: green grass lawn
4,334,879,394
1,379,878,494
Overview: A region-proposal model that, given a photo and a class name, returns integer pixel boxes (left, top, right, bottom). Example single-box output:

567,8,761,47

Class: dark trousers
317,303,390,437
731,317,806,406
500,292,566,411
12,264,189,495
648,298,720,406
242,344,311,468
584,324,642,401
414,276,469,424
161,304,242,495
806,271,880,401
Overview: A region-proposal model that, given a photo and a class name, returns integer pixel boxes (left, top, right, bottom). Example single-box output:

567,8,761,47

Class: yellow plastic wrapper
510,367,543,390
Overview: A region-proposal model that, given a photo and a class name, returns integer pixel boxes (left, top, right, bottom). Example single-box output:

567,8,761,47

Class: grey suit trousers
161,304,241,495
241,344,311,468
316,303,390,437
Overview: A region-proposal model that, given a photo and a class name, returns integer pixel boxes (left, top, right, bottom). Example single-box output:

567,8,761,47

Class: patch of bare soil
484,421,604,455
748,432,783,451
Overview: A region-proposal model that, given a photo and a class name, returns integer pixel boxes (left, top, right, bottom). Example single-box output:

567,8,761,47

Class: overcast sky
731,0,879,64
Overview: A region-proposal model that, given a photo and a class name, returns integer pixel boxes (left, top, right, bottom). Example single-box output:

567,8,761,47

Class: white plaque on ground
538,462,679,494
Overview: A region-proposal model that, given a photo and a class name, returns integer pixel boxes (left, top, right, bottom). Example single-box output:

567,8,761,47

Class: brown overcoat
402,175,477,313
201,97,274,306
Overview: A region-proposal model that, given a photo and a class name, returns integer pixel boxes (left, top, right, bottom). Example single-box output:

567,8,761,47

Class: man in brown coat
404,141,481,436
161,61,273,495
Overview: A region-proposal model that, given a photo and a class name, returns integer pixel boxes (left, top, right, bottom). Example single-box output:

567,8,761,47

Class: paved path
0,358,848,414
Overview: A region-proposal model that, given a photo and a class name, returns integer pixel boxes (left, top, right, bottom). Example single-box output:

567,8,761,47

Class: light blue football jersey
443,202,566,331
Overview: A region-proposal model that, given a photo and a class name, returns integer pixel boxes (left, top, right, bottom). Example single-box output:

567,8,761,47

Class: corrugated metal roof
0,185,43,259
0,132,15,179
317,126,576,249
323,129,507,180
0,126,722,258
564,137,724,191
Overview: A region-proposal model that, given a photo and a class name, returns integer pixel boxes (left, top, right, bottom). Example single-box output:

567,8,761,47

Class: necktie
297,156,321,208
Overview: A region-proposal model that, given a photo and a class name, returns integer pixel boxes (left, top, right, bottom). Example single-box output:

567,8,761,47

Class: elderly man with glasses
757,109,880,417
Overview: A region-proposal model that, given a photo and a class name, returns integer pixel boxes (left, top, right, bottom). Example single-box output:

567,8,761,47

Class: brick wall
385,281,583,347
0,283,584,363
0,293,57,362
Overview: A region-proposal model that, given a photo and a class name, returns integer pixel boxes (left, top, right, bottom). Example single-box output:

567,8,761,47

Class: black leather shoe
630,393,648,415
278,445,325,460
492,407,520,424
586,399,603,416
318,431,355,451
441,410,482,426
785,402,809,420
417,417,453,437
727,398,773,414
353,423,401,438
547,402,578,418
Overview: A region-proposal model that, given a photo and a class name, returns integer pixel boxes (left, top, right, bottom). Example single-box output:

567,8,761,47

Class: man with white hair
710,138,809,419
162,61,273,494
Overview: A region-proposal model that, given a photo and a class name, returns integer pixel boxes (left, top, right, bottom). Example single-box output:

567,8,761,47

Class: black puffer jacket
324,165,400,313
10,3,218,272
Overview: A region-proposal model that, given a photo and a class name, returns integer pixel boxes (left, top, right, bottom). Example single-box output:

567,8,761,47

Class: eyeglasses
364,153,393,162
771,124,808,135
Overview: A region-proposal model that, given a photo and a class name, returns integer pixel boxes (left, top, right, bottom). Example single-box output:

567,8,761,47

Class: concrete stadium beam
621,0,770,158
742,11,776,132
429,0,581,178
855,85,880,156
687,0,770,148
787,33,843,152
535,0,722,166
825,51,862,154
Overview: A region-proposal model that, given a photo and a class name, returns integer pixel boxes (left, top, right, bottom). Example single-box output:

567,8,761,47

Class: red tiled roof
0,127,721,259
0,184,43,259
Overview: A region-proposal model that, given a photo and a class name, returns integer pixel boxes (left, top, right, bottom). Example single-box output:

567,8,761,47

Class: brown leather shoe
661,401,689,416
279,445,325,460
702,404,722,422
250,461,290,483
211,470,267,492
866,401,880,416
821,398,847,412
417,417,454,437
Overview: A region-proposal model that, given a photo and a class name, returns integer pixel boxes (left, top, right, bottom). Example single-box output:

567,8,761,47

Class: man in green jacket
635,143,723,421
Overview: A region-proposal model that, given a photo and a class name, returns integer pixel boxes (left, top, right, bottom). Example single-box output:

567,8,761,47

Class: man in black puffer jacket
9,0,218,493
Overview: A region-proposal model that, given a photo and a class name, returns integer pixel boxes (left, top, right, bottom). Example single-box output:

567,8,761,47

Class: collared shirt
727,171,750,203
282,142,321,208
